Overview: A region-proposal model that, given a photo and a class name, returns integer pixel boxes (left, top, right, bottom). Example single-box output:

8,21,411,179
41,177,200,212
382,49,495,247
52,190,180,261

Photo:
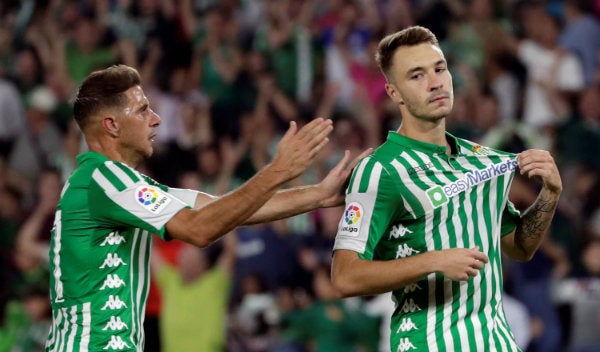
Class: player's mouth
429,95,448,103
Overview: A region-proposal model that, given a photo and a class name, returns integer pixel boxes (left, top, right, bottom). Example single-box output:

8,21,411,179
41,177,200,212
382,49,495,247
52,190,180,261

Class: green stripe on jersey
334,132,522,352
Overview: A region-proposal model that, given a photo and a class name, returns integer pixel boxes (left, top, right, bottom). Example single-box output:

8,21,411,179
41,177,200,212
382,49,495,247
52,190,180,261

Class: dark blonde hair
375,26,439,79
73,65,141,130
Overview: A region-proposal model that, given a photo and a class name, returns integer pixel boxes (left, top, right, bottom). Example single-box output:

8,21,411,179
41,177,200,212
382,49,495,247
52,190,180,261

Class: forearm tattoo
517,197,556,240
516,195,557,246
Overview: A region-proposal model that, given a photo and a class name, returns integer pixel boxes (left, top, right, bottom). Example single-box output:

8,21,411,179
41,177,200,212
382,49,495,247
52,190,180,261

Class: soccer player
331,26,562,352
45,64,367,351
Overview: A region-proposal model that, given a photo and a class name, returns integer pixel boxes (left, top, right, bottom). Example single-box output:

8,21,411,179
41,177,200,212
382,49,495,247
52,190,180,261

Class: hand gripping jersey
46,152,198,352
334,132,522,352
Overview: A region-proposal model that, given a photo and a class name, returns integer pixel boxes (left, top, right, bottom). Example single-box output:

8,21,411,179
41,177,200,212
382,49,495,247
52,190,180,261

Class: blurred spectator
230,271,281,351
0,78,26,157
0,282,51,352
7,86,62,201
13,167,60,287
559,0,600,87
151,232,237,352
556,85,600,170
279,264,379,352
504,4,585,129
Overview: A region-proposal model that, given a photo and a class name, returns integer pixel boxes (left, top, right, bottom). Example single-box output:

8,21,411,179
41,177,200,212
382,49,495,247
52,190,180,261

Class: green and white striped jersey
334,132,522,352
46,152,198,352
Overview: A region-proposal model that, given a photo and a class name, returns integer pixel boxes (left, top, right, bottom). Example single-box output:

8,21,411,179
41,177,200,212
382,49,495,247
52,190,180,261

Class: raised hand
517,149,562,195
318,148,373,207
435,247,489,281
269,118,333,182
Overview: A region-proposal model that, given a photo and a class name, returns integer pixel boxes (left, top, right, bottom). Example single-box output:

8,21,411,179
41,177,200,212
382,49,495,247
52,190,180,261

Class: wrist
262,162,292,186
424,251,442,274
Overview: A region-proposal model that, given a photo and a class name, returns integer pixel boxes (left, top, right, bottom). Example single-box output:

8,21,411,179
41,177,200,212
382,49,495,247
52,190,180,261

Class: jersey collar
76,151,111,165
386,131,461,155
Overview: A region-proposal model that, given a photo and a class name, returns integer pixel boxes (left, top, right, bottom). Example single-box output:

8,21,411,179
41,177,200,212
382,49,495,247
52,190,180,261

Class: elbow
330,273,360,298
175,229,214,249
515,251,536,262
506,245,536,262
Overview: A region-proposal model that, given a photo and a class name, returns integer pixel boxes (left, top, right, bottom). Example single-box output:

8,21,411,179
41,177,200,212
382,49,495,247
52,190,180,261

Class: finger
295,118,328,140
303,123,334,149
472,251,489,263
471,259,485,270
466,268,479,277
279,121,298,145
348,148,373,170
331,150,351,174
308,137,330,159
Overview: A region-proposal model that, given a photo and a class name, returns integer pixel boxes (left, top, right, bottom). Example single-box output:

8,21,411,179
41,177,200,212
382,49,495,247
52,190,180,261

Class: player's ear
385,83,403,105
102,115,120,137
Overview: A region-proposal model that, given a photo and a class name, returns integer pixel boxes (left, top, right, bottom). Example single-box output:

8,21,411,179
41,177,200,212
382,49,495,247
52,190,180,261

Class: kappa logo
397,318,419,333
396,244,420,258
102,316,129,331
103,336,130,350
100,232,126,246
403,283,422,294
339,202,363,236
397,337,417,352
135,186,172,214
100,275,126,290
389,224,413,239
99,253,127,269
401,299,422,313
101,295,127,310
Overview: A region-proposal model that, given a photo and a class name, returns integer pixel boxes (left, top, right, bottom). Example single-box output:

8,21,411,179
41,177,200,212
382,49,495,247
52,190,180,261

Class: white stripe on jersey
58,307,68,352
136,230,150,349
46,306,62,349
367,163,382,193
81,302,91,352
106,162,139,188
350,159,369,194
129,229,140,349
92,169,119,194
66,305,77,351
52,210,65,303
456,189,473,351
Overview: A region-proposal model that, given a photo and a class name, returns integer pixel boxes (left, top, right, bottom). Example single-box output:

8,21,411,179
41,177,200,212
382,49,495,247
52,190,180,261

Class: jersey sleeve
166,188,201,207
88,161,191,239
500,199,521,236
333,157,400,259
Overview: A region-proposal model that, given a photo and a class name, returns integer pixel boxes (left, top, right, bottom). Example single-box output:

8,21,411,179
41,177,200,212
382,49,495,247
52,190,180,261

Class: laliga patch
339,202,363,236
135,186,172,214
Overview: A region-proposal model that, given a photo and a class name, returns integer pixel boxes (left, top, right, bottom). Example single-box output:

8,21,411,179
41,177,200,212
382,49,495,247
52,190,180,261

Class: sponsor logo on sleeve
135,186,172,214
339,202,363,236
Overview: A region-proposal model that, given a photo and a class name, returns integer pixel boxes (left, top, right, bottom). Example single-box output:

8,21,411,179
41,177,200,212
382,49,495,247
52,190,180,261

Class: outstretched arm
244,148,372,224
167,118,332,247
502,149,562,261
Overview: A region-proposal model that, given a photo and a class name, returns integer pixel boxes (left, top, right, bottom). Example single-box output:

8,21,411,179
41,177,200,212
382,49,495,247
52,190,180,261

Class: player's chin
143,145,154,159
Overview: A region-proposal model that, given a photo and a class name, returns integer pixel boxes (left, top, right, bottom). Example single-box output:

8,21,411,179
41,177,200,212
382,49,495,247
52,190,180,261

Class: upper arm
333,158,401,259
89,163,190,239
501,230,519,259
500,199,522,260
332,249,361,274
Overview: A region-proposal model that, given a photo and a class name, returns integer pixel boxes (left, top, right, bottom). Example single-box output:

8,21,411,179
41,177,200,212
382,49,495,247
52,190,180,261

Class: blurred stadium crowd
0,0,599,351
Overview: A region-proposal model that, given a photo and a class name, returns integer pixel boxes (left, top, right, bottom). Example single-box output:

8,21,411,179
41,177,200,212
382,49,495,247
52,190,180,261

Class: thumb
279,121,297,145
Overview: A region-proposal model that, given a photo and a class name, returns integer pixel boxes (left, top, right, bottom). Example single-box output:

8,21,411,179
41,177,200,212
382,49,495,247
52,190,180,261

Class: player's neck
397,119,449,154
